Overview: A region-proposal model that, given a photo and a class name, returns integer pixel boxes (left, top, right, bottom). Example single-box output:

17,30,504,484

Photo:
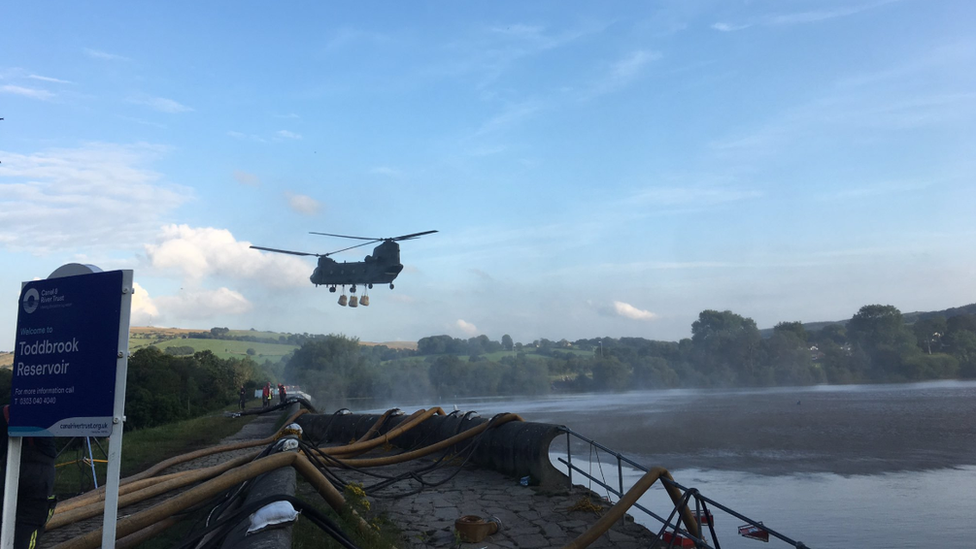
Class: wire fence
554,426,810,549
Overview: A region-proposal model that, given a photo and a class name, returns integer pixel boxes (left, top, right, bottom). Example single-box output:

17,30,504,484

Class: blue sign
9,270,124,437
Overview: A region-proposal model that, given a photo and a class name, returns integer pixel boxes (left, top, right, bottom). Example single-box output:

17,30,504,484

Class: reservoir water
378,380,976,548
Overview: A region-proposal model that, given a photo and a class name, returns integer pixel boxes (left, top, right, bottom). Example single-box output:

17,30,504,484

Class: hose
52,452,259,519
118,408,308,485
325,407,446,458
321,412,524,468
560,466,700,549
49,452,346,549
47,451,261,529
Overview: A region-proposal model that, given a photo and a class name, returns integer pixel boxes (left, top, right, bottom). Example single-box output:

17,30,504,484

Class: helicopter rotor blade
324,240,380,256
391,230,438,241
309,232,381,241
310,230,438,242
250,245,318,257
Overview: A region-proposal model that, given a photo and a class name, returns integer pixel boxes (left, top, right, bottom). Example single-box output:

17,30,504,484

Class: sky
1,1,974,351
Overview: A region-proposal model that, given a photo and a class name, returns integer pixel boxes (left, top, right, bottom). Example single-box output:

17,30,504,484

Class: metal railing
556,426,809,548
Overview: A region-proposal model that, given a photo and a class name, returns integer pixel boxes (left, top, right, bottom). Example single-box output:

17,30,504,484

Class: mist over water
363,380,976,548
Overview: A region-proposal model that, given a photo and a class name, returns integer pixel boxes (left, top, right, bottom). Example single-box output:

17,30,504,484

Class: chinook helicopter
250,230,437,307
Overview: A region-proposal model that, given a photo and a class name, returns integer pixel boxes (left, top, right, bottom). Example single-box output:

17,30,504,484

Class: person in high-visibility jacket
261,383,270,408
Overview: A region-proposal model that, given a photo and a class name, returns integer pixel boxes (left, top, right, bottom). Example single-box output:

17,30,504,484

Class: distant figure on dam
262,382,271,408
0,405,57,549
239,385,247,411
278,384,287,404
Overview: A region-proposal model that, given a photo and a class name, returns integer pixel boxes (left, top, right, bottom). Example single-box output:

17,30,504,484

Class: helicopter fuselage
310,240,403,286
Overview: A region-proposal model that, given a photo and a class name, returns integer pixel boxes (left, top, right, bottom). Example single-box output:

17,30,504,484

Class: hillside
758,302,976,338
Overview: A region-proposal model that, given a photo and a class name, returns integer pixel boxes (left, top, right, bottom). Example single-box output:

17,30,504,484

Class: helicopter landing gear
367,283,373,289
389,283,395,289
350,285,357,293
329,285,337,293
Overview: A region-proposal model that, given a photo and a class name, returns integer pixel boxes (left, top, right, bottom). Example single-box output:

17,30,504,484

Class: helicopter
250,230,437,307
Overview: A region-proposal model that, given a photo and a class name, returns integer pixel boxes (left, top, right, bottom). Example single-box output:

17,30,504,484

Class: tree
284,335,367,403
763,330,818,386
913,316,946,354
501,334,514,352
592,357,630,391
773,321,808,343
846,305,918,380
690,310,762,386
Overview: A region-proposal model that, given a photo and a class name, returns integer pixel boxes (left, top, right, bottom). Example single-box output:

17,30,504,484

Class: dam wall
296,411,568,488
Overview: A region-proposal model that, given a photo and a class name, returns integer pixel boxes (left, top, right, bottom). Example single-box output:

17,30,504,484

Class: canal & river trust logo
22,288,40,314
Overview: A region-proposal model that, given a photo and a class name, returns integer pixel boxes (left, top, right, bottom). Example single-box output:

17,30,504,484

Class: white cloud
130,96,193,113
711,22,751,32
474,101,544,137
456,319,478,336
613,301,658,321
155,287,252,320
1,85,54,100
628,185,762,208
581,49,662,99
227,131,267,143
285,192,321,215
369,166,401,177
145,224,311,288
233,170,261,186
84,48,128,61
28,74,73,84
130,282,159,325
275,130,302,140
609,50,661,85
712,1,899,32
0,143,191,253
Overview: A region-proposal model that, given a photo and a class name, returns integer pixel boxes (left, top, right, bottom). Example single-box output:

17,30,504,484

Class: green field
127,329,298,362
151,338,298,361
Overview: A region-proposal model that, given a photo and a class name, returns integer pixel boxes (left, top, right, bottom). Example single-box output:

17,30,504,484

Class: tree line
281,303,976,406
2,302,972,429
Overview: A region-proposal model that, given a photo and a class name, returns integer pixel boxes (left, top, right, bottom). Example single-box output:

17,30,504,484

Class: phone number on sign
15,397,56,405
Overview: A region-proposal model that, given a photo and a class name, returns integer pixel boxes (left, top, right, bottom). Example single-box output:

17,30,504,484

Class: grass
152,338,298,361
54,407,259,497
293,480,403,549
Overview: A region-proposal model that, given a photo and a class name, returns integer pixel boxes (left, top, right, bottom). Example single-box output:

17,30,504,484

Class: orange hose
50,452,343,549
326,407,445,457
48,451,261,529
321,413,524,468
560,466,700,549
120,408,308,486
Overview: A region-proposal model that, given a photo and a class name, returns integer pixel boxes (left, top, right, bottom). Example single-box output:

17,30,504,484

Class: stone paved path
40,410,664,548
333,458,661,548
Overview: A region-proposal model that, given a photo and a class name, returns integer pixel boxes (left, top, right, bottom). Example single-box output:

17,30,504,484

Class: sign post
2,264,132,549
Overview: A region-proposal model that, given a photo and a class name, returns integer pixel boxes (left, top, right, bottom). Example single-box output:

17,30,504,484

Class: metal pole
566,431,573,487
101,270,133,549
0,439,23,549
86,437,99,489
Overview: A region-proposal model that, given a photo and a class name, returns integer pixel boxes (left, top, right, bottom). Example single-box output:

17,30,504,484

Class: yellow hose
326,407,445,458
321,413,524,468
120,408,309,485
116,517,179,549
50,452,343,549
560,466,700,549
48,451,261,529
353,408,397,444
